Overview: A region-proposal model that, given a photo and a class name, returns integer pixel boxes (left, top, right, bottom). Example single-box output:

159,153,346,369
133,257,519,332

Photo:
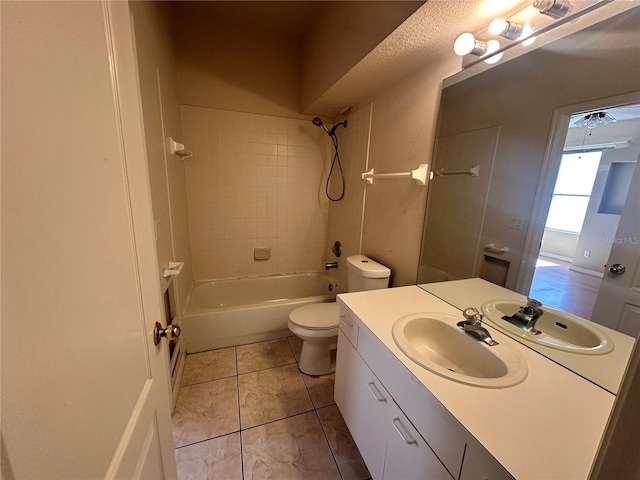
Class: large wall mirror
417,7,640,395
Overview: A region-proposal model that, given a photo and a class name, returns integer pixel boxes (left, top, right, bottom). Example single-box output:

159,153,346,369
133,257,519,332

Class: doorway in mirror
526,101,640,336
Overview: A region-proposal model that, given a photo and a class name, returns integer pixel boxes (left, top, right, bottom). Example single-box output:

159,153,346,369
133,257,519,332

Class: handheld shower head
312,117,348,137
312,117,331,135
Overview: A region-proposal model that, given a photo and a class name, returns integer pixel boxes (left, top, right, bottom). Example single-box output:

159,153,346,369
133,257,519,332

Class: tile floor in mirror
173,336,371,480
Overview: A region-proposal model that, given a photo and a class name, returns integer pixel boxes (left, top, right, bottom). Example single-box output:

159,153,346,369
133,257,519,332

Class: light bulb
453,33,488,56
484,40,503,64
489,18,524,40
521,25,535,46
454,33,476,55
488,18,509,36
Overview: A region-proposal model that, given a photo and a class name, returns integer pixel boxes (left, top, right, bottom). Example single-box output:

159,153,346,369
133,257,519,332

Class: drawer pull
392,417,417,445
340,315,353,327
367,381,387,402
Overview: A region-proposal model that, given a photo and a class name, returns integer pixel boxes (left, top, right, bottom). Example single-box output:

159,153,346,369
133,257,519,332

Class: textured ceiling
304,0,532,115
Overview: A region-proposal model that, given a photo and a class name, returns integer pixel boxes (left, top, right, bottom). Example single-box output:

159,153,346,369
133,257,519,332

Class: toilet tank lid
346,255,391,279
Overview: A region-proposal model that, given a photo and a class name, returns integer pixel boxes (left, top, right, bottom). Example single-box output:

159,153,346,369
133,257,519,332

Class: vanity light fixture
533,0,571,19
484,40,503,65
488,18,524,40
574,111,617,129
453,32,489,56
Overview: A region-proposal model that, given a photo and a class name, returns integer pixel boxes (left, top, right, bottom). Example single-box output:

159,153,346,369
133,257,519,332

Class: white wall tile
183,105,329,280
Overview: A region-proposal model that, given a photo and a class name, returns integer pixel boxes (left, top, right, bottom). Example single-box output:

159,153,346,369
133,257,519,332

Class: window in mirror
545,151,601,233
598,161,635,215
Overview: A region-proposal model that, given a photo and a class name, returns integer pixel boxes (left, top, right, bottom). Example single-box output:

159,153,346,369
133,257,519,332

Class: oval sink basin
481,300,613,355
392,313,527,388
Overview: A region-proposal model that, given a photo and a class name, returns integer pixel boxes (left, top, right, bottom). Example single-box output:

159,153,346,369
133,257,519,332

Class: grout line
174,430,241,450
315,408,344,480
180,372,237,388
234,346,246,480
240,408,317,432
237,360,297,377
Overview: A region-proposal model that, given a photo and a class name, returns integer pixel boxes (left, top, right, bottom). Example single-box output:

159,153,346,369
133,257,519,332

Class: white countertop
338,286,615,480
420,278,635,394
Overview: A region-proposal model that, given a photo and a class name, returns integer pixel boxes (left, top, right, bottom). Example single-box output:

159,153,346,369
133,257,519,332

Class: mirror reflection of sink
481,300,613,355
391,313,527,388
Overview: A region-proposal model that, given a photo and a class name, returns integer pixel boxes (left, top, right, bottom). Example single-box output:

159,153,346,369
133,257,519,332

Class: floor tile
175,432,242,480
238,364,313,429
287,336,303,362
237,338,296,374
303,373,335,409
180,347,237,386
317,405,371,480
242,412,341,480
172,377,239,448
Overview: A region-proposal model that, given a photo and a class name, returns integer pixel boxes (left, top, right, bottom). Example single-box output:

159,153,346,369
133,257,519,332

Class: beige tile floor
173,336,371,480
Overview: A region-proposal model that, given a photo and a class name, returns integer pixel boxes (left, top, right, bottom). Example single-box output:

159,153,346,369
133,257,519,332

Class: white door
591,160,640,336
1,2,177,479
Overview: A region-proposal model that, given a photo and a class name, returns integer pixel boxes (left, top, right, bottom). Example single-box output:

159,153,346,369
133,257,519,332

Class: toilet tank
346,255,391,292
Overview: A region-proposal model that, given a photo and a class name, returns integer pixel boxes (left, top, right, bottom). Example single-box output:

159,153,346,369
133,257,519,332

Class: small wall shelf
163,261,184,278
167,137,193,159
362,164,429,186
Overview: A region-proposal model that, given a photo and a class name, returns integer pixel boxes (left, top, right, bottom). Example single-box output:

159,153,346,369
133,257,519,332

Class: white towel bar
362,164,428,186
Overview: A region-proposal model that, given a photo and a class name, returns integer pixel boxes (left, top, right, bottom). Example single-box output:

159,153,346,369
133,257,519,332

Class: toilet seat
289,302,339,330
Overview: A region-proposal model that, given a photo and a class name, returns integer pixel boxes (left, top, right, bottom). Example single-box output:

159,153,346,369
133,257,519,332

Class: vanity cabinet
459,437,513,480
335,330,453,480
383,400,452,480
334,329,389,480
335,306,514,480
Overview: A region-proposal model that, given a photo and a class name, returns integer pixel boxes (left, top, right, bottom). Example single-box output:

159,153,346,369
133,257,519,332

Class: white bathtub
183,273,342,352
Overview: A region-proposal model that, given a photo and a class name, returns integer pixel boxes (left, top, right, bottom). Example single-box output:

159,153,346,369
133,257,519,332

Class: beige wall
131,2,193,316
361,58,459,287
182,106,329,279
171,3,305,119
541,230,580,260
301,1,423,110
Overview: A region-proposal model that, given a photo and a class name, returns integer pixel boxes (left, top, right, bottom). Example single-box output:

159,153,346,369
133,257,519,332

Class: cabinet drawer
357,324,468,478
338,307,359,348
384,400,454,480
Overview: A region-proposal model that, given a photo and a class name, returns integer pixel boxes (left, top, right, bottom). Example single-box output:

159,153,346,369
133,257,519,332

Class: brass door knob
153,322,181,346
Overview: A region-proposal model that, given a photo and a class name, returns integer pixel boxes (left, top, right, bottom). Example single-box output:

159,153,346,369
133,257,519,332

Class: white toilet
288,255,391,375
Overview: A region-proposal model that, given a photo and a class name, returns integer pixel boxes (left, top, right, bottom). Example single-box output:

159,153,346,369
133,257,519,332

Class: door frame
515,91,640,295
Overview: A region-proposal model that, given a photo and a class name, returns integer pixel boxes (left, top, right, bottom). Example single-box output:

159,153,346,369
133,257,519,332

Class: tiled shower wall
182,106,329,280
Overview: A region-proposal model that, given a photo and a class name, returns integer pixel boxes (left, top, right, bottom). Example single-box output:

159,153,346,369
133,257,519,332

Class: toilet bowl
288,303,340,376
288,255,391,375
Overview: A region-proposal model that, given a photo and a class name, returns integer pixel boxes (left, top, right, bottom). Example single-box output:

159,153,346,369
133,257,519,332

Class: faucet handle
526,298,542,309
462,307,483,325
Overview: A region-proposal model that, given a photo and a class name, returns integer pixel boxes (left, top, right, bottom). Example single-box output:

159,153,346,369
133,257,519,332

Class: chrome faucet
501,298,544,335
457,307,499,346
325,262,338,270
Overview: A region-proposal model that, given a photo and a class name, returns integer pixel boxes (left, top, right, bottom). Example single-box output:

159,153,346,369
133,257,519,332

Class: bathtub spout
325,262,338,270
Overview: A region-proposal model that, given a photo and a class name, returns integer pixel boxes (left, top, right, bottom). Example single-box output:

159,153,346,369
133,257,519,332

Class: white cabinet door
335,330,390,480
459,438,514,480
383,401,453,480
